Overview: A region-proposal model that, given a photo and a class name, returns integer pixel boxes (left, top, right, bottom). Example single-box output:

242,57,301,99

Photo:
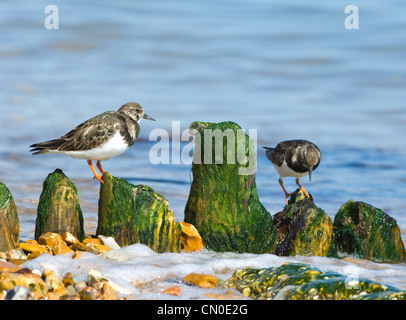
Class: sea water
1,0,405,298
22,243,406,299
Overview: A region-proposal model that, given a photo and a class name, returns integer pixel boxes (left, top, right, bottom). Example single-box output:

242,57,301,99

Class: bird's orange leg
87,160,104,183
295,178,310,198
96,160,104,175
279,179,292,205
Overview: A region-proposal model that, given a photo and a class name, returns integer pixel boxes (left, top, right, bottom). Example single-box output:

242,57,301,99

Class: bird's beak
308,167,312,182
263,146,271,150
143,113,156,121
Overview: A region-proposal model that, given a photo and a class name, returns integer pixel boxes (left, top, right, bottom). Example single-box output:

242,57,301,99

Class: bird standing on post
264,139,321,205
30,102,155,183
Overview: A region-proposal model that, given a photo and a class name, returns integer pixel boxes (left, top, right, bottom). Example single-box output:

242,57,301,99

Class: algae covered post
333,200,405,263
34,169,85,242
97,171,182,253
0,182,19,252
184,121,277,253
273,190,334,257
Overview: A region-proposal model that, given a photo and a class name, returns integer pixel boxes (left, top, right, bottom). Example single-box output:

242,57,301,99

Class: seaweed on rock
227,263,406,300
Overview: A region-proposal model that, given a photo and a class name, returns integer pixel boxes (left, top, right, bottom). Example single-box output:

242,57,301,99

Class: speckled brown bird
264,139,321,205
30,102,155,183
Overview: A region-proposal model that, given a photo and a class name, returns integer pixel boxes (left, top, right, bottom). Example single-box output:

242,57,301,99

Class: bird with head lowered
264,139,321,205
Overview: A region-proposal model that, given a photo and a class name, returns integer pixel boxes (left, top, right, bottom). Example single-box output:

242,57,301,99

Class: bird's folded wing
32,112,120,152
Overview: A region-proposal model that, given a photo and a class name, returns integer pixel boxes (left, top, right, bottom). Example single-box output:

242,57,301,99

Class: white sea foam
21,243,406,299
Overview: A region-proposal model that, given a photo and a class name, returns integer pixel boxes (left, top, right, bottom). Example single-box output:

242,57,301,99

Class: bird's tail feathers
30,139,64,155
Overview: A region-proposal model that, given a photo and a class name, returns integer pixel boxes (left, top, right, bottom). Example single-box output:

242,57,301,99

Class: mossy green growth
97,172,181,253
35,169,85,242
273,190,334,257
184,121,277,253
227,263,406,300
0,182,19,251
333,200,405,263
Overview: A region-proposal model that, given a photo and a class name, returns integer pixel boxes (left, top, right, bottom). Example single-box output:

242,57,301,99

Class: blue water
0,0,405,244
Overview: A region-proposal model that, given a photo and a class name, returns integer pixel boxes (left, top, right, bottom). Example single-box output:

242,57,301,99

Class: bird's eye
136,109,140,112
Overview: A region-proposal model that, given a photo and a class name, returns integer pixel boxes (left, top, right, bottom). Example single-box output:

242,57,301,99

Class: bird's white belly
273,160,309,178
59,131,129,161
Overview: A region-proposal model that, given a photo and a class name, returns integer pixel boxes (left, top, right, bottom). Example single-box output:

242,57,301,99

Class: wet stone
62,272,74,287
78,286,101,300
38,232,73,255
0,260,21,274
100,282,120,300
98,235,120,250
0,271,48,300
183,273,218,289
62,232,80,245
227,262,406,300
180,222,203,252
43,269,66,296
19,242,47,254
6,286,32,300
162,286,181,296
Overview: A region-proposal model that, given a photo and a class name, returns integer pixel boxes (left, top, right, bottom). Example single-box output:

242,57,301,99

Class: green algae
227,262,406,300
35,169,85,242
184,121,277,253
273,190,334,257
97,172,181,253
0,182,19,251
333,200,405,263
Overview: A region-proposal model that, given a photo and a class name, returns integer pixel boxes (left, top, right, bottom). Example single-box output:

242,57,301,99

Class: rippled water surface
1,0,405,296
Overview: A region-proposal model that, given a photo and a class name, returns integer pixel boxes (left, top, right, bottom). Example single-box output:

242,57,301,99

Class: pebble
43,269,66,295
162,286,181,296
183,273,218,288
6,286,32,300
19,242,47,254
101,282,120,300
78,286,101,300
98,235,120,250
74,280,87,292
62,272,74,287
0,232,127,300
38,232,72,255
0,260,21,273
62,232,80,245
6,248,27,260
0,228,212,300
38,232,63,247
180,222,203,252
64,285,77,296
84,243,111,254
0,271,47,300
83,237,101,245
87,268,132,296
